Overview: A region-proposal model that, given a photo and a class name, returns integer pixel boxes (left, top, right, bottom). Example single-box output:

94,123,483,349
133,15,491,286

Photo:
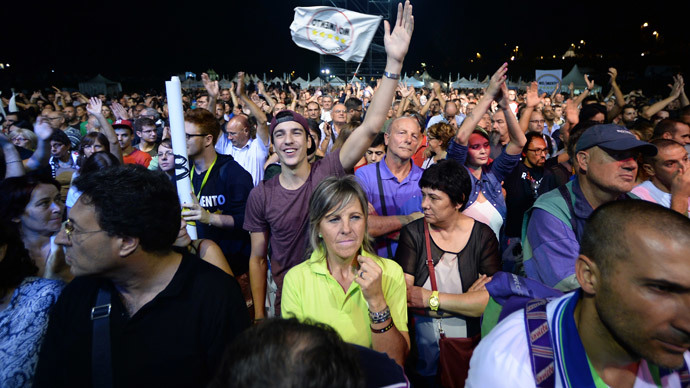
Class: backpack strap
91,287,113,388
376,162,394,259
524,298,555,388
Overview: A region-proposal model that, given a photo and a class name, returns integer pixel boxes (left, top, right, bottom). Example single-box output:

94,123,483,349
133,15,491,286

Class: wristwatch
428,291,440,311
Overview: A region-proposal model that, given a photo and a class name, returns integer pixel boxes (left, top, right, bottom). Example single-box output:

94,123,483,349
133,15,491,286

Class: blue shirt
355,156,423,258
446,139,521,221
426,113,465,129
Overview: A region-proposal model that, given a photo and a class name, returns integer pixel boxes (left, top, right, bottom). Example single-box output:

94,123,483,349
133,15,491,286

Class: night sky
3,0,689,90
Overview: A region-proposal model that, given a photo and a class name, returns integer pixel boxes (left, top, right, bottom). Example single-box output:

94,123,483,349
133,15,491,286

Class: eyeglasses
62,219,104,242
185,133,208,140
527,148,548,155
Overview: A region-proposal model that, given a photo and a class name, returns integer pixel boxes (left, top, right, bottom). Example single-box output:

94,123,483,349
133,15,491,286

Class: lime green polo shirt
282,249,408,347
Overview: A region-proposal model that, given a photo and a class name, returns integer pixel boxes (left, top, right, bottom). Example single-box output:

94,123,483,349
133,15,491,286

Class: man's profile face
215,104,225,119
579,146,638,194
197,96,209,110
55,198,118,277
365,144,386,164
593,227,690,369
384,117,421,162
669,123,690,145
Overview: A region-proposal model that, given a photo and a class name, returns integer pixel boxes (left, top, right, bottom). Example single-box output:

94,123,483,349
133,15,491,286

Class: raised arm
497,82,527,154
454,63,508,145
607,67,626,122
519,81,540,134
257,81,276,110
86,97,122,162
1,133,25,178
24,118,54,171
237,73,270,146
339,0,414,170
640,76,684,120
572,74,594,107
678,75,689,108
202,73,219,114
419,89,436,116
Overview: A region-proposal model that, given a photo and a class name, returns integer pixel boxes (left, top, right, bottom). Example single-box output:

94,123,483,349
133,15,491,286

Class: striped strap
525,298,555,388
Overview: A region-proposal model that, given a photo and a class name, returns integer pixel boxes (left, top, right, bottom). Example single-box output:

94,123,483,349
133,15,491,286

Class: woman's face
173,219,192,248
467,133,490,166
83,142,106,158
20,183,64,235
157,144,174,172
12,134,30,149
318,198,366,261
101,106,112,117
76,106,87,119
421,187,460,225
427,133,442,154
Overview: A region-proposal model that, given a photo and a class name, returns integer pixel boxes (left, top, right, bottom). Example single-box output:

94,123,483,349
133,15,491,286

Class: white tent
560,64,599,93
269,77,284,85
308,78,324,88
78,74,122,96
293,77,310,89
403,74,424,88
328,76,347,87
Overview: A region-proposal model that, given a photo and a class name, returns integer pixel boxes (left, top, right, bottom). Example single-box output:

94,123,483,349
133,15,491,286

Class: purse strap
91,287,113,388
524,298,555,388
376,162,394,259
423,221,438,292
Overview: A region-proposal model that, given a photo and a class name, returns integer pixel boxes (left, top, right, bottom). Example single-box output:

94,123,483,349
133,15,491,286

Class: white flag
290,6,382,63
535,70,562,96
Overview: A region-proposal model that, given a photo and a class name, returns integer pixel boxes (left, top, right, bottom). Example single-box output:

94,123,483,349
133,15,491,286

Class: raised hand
202,73,219,98
86,97,103,116
236,72,247,96
608,67,618,84
525,81,540,108
383,0,414,65
584,74,594,90
564,98,579,125
496,81,510,110
34,117,55,140
111,102,131,120
354,255,385,309
486,63,508,98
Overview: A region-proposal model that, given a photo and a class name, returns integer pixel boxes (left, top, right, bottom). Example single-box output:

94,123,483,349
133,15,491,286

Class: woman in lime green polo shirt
282,176,410,366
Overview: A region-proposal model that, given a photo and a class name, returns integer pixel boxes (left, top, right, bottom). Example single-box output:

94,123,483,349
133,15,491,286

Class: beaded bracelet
370,321,395,334
368,306,391,324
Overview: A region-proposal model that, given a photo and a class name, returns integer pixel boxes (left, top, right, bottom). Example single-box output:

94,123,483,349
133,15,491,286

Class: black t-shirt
34,251,250,388
503,162,557,237
191,153,253,275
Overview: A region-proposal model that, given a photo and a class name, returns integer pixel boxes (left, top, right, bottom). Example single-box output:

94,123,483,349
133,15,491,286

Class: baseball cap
112,119,133,131
269,110,310,138
575,124,657,156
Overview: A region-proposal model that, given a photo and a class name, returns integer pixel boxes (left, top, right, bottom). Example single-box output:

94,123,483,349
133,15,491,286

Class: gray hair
308,175,373,256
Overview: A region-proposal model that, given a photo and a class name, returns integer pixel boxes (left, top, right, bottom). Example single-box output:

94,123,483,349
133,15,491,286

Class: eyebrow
641,278,690,293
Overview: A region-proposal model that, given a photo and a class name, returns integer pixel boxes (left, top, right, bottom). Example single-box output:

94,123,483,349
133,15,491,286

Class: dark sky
3,0,689,87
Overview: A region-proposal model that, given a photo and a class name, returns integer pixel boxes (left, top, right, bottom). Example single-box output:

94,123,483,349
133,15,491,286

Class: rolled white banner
165,76,197,239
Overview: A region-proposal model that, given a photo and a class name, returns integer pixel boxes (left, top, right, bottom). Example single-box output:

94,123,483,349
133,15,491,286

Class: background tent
78,74,122,97
328,76,346,87
560,64,599,93
293,77,310,89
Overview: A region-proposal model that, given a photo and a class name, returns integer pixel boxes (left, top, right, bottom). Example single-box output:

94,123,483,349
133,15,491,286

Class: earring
318,233,322,238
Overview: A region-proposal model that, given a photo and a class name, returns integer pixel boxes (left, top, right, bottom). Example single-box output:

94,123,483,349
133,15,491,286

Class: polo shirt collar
379,155,422,184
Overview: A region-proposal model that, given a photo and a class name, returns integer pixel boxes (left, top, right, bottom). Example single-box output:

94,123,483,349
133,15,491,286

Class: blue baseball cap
575,124,657,156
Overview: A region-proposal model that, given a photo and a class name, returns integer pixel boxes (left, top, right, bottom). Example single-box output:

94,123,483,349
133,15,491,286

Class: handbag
424,221,479,388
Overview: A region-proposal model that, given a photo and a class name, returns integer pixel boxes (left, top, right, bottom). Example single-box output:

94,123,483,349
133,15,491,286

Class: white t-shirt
631,180,690,214
215,136,269,186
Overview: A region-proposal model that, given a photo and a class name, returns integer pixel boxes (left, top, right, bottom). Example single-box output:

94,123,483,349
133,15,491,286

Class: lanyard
190,156,217,200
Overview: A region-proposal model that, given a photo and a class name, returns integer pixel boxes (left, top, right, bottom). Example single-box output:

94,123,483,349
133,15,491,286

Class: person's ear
118,235,139,258
642,162,655,177
576,254,599,295
576,150,589,172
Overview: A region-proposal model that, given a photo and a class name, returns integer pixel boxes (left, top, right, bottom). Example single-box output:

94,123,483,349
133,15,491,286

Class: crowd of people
1,2,690,387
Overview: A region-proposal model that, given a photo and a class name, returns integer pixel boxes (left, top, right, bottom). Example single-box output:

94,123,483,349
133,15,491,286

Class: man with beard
468,200,690,388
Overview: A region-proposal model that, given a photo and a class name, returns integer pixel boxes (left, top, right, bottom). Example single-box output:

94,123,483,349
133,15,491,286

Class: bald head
227,115,251,148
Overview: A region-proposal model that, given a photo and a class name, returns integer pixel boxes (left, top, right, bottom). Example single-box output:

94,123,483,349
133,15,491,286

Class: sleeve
465,312,537,388
142,153,152,168
280,268,303,320
243,182,268,233
525,208,580,291
477,224,502,276
394,222,419,276
354,166,376,205
446,139,468,165
222,165,253,230
383,261,408,333
490,148,522,183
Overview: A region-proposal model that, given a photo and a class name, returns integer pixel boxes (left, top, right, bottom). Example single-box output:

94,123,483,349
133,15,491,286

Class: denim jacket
446,139,521,220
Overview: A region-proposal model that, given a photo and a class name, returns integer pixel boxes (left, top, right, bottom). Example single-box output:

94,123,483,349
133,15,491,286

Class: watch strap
383,72,401,80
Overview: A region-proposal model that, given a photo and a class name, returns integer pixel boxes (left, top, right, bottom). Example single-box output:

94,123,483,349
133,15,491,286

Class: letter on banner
290,6,382,62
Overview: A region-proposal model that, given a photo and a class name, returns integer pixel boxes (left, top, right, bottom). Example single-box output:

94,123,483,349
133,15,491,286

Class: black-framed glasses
185,133,208,140
527,148,548,155
62,220,104,242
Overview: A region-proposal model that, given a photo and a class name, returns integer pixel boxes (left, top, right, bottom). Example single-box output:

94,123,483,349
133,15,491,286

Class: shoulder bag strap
423,221,437,292
557,184,577,239
376,162,394,259
91,287,113,388
524,298,555,388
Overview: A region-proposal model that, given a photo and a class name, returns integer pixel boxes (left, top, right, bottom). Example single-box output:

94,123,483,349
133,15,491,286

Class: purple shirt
355,156,423,258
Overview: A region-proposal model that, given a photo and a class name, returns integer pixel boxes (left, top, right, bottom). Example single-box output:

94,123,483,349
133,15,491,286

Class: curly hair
427,122,455,151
